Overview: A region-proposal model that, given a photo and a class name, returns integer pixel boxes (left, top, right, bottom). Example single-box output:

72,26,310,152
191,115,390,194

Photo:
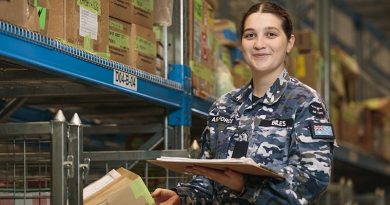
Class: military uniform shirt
174,69,336,205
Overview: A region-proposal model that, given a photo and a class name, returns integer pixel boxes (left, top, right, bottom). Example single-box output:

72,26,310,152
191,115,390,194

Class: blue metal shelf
334,145,390,177
0,21,183,109
191,96,213,117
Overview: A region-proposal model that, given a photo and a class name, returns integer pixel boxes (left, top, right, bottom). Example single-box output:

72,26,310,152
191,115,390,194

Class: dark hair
240,2,293,40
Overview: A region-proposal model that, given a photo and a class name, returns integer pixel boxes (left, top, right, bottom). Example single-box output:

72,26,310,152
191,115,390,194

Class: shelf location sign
113,69,137,91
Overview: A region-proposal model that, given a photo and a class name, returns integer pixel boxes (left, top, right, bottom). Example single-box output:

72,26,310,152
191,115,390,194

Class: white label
113,70,137,91
79,6,98,40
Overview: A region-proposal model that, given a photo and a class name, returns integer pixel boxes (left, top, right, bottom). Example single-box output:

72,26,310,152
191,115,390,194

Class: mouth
252,53,270,58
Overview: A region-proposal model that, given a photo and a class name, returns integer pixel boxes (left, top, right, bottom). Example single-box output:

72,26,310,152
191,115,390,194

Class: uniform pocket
248,125,293,167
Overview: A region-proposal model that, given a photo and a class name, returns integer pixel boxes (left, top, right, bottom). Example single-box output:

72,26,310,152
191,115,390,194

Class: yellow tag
135,36,156,57
109,30,129,50
77,0,101,15
296,54,306,78
110,20,124,31
132,0,153,13
190,61,214,83
83,35,93,53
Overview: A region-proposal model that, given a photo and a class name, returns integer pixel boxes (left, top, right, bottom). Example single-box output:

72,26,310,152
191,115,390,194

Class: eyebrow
243,26,280,33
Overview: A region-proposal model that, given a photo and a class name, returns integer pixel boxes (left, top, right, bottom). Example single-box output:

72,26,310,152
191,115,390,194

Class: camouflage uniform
174,69,336,205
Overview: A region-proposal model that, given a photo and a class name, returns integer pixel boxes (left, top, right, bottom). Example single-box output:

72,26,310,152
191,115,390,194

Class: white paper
79,6,98,40
83,169,121,200
157,156,258,165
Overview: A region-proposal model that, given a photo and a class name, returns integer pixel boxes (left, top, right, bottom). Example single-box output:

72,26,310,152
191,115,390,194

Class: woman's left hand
185,166,244,193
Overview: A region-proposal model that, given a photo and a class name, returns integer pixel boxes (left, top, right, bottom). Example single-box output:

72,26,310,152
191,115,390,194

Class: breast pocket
248,121,293,167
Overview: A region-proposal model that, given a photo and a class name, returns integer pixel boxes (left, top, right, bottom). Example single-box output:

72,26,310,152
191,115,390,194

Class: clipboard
147,157,283,179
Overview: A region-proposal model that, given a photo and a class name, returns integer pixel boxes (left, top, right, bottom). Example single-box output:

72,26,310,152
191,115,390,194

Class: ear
286,34,295,53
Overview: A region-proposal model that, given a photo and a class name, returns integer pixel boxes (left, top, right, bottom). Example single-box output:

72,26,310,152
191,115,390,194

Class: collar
233,69,290,105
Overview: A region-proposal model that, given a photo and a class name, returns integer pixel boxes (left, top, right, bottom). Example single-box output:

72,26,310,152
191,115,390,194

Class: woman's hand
151,188,180,205
186,166,244,193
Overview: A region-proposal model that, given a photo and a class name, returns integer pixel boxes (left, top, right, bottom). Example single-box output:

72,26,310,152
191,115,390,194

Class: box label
132,0,153,13
78,0,101,15
114,70,137,91
135,36,156,57
110,20,124,31
194,0,202,22
80,6,98,40
109,30,129,50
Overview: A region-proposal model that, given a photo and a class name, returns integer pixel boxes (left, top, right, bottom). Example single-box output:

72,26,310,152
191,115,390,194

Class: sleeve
239,98,335,204
173,103,219,205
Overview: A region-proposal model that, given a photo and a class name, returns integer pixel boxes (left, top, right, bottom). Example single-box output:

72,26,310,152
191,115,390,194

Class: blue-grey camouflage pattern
174,69,336,205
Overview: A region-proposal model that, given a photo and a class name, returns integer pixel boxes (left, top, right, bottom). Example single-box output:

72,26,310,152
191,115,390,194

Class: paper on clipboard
147,157,283,178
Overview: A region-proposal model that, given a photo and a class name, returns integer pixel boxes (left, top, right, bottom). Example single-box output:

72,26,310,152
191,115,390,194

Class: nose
253,36,264,50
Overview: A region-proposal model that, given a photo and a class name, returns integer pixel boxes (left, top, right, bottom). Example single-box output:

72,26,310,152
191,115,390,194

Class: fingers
152,188,179,205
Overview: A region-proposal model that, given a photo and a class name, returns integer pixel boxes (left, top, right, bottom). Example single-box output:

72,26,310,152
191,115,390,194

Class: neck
251,67,284,97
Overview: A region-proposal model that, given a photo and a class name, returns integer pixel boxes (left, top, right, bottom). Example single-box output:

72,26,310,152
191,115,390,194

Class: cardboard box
287,50,319,90
46,0,109,54
294,30,318,53
109,17,131,65
129,23,156,74
108,18,156,74
109,0,154,29
188,0,216,97
84,168,154,205
0,0,48,33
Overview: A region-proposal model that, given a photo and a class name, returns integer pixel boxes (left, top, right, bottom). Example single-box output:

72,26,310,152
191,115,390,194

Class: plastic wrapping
153,0,174,26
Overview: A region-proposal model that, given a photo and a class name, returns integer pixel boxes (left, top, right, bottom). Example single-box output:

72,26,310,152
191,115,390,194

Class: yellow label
132,0,153,13
109,30,129,50
110,20,124,31
194,0,202,23
296,54,306,78
135,36,156,56
190,61,214,83
78,0,101,15
153,25,162,41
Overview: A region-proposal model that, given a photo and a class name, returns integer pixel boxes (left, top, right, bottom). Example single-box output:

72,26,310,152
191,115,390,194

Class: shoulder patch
310,123,335,139
308,102,325,118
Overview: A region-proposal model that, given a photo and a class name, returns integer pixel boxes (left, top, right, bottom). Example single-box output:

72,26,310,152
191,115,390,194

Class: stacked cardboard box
189,0,216,98
109,0,156,74
0,0,48,33
46,0,109,55
286,30,322,91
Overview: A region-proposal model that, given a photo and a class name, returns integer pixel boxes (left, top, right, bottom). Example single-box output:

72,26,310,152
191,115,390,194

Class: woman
152,2,335,204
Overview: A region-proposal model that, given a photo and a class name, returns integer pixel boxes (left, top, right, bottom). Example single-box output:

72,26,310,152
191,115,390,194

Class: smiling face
241,12,294,75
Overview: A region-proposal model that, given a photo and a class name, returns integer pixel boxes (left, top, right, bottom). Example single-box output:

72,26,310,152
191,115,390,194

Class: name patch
210,115,235,124
259,119,294,128
310,123,335,139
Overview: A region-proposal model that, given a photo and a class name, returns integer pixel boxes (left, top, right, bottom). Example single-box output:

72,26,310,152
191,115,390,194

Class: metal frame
0,111,87,205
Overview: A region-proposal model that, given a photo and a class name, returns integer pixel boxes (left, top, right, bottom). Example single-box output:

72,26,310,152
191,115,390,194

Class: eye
243,32,256,40
265,32,278,38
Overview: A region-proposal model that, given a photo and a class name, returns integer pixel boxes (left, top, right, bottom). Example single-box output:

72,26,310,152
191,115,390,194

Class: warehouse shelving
0,21,183,110
0,0,389,203
0,0,388,171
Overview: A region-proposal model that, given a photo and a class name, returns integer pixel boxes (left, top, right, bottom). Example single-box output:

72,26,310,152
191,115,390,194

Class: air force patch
310,123,335,139
308,102,325,118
